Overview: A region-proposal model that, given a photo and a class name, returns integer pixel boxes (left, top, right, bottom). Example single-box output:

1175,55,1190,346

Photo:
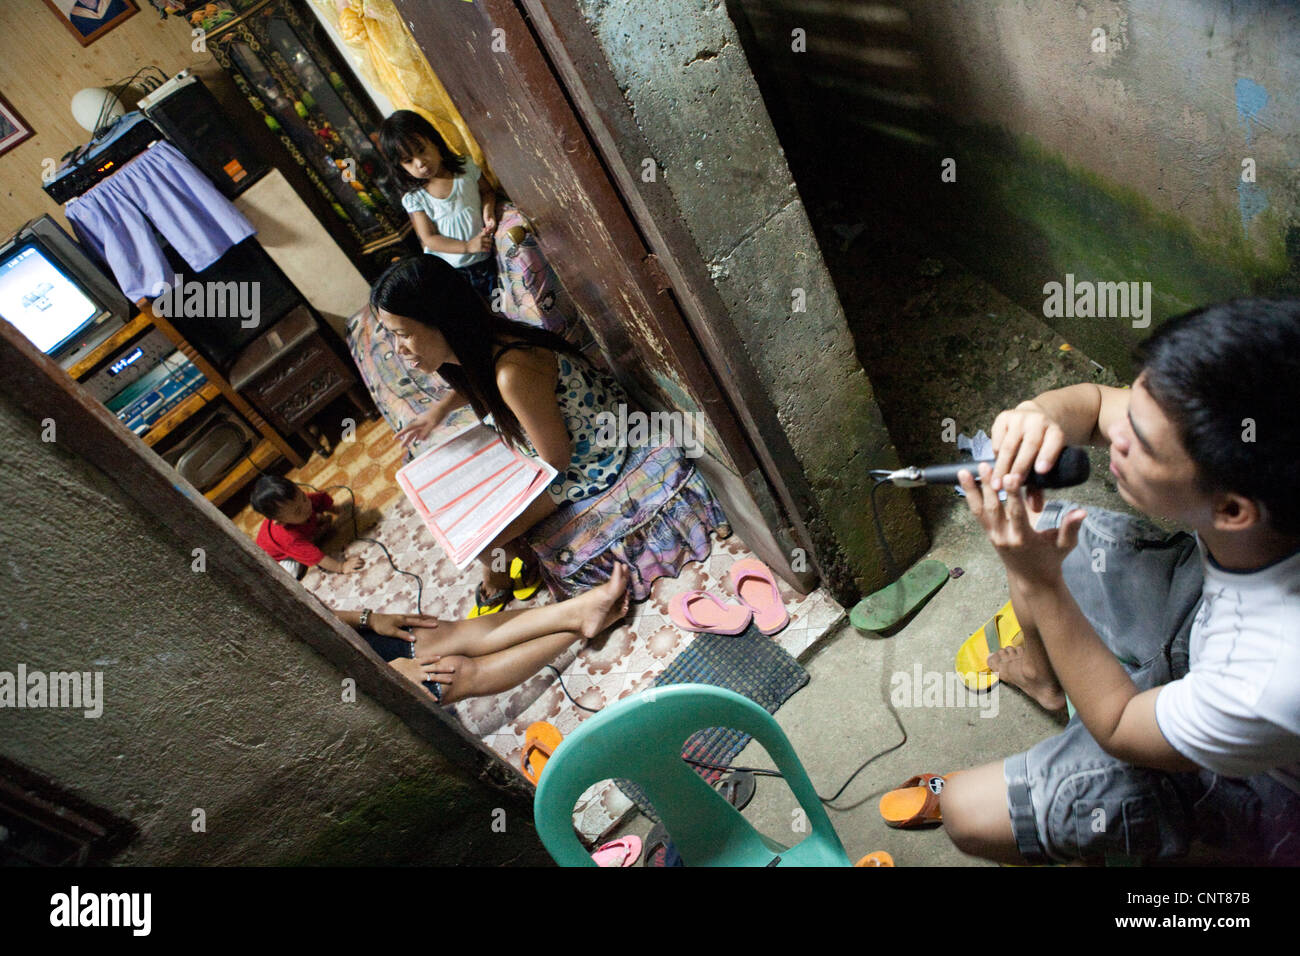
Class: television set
0,216,132,370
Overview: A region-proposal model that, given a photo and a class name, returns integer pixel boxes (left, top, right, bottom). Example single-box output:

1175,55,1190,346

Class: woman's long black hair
378,110,466,196
370,255,580,450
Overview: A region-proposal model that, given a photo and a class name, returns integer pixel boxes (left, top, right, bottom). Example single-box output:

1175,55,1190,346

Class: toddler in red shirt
251,475,363,578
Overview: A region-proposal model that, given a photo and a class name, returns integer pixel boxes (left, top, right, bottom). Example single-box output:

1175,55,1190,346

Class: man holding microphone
935,300,1300,865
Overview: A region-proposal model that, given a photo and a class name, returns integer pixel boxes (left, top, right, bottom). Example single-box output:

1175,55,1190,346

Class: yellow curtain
311,0,499,189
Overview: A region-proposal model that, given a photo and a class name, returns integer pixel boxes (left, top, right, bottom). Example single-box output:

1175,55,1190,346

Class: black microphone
878,446,1091,489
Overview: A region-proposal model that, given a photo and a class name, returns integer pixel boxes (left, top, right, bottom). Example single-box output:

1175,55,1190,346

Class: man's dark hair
250,475,300,520
1135,298,1300,535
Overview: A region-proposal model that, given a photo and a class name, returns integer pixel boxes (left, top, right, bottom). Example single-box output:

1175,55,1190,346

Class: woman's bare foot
577,564,631,638
988,644,1067,711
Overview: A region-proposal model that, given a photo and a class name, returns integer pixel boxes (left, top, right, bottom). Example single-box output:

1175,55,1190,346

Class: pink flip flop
728,558,790,635
669,590,753,635
591,835,642,867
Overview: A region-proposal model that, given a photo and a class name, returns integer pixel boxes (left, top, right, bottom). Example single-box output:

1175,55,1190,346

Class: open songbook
395,423,557,569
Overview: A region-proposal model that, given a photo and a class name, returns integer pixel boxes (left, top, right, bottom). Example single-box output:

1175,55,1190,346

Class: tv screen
0,244,101,356
0,216,131,369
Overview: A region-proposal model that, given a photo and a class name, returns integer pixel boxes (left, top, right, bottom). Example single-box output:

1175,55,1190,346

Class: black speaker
160,237,302,372
140,71,268,199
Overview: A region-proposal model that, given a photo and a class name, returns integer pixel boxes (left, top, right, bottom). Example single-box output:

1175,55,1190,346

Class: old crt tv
0,216,132,369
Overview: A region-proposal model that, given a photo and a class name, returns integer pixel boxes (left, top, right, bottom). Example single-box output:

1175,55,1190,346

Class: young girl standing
379,111,498,299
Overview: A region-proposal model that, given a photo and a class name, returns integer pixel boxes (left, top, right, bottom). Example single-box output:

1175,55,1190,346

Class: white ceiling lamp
71,87,126,134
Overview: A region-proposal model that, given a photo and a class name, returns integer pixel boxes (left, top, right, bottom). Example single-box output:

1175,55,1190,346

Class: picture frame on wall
0,92,35,159
42,0,139,47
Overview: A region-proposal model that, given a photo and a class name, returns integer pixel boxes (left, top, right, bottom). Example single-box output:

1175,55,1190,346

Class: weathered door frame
395,0,826,590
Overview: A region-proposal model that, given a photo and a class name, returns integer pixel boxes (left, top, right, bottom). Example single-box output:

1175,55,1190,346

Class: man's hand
958,463,1086,590
371,613,439,641
989,400,1069,492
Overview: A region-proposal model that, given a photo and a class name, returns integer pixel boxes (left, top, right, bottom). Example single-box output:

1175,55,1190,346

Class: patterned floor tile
229,413,843,841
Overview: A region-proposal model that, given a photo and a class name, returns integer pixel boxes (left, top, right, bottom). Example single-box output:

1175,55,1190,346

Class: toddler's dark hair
251,475,301,520
378,110,466,195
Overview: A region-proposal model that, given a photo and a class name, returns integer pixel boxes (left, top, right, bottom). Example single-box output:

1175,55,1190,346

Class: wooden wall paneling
0,0,213,235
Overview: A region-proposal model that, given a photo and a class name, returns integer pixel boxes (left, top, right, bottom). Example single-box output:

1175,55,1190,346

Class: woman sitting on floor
334,564,628,703
370,255,630,616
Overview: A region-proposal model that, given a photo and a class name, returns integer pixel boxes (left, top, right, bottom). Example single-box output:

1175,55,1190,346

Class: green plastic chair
533,683,851,866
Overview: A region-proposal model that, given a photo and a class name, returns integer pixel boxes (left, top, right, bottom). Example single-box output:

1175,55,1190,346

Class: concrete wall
0,391,548,866
572,0,927,596
730,0,1300,377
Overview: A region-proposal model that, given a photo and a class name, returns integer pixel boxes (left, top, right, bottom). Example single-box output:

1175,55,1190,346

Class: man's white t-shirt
400,156,489,269
1156,540,1300,793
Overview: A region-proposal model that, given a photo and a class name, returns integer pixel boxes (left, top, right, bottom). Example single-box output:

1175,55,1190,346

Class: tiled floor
232,409,842,840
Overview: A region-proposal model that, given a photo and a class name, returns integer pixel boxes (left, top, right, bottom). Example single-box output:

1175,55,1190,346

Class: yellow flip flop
467,584,511,619
955,600,1022,692
509,557,542,601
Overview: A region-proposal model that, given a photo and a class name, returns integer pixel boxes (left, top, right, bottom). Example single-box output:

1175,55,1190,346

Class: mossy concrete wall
572,0,926,596
905,0,1300,374
732,0,1300,378
0,392,548,866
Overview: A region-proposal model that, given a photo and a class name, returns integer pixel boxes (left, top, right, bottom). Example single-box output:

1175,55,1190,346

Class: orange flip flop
854,851,896,867
521,721,562,784
728,558,790,635
878,773,950,828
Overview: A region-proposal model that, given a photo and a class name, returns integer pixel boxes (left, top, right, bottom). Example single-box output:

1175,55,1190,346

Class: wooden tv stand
66,300,305,506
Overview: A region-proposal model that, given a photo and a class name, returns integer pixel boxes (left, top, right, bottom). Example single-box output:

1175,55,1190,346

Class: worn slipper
521,721,562,784
717,770,756,811
878,773,950,829
955,600,1023,691
850,559,949,634
728,558,790,635
591,836,642,867
669,590,753,635
644,822,683,868
468,583,512,619
854,850,896,867
509,557,543,601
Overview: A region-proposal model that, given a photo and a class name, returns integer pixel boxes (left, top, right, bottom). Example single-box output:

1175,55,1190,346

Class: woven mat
615,624,809,822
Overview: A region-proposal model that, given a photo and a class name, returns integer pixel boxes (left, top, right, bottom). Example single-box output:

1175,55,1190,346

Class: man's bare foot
578,563,631,638
988,644,1067,711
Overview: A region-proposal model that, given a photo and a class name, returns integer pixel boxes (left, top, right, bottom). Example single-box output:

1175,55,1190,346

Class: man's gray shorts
1003,500,1300,865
